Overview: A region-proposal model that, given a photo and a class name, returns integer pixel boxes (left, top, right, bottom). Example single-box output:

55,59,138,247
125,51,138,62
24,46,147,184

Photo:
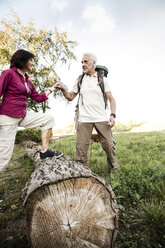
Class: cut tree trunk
22,146,118,248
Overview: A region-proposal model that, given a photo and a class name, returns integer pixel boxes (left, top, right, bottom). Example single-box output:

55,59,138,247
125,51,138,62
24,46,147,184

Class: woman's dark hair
10,49,34,69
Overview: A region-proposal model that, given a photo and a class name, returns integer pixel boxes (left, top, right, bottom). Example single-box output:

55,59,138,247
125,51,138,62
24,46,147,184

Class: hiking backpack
74,65,109,129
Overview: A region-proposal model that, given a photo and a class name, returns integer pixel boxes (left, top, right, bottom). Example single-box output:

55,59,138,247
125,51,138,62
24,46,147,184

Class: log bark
22,147,118,248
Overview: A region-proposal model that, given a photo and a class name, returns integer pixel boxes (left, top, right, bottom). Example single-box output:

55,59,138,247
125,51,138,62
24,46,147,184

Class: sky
0,0,165,129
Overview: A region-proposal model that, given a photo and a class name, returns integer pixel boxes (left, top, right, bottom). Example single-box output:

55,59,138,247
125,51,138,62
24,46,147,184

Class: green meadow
0,131,165,248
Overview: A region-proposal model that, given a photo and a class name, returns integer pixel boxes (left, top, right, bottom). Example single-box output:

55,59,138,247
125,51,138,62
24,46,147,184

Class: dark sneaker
40,149,63,159
53,151,64,158
0,195,4,203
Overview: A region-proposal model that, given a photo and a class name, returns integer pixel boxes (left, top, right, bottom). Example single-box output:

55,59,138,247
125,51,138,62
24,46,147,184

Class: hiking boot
113,162,120,170
0,195,4,203
40,149,63,159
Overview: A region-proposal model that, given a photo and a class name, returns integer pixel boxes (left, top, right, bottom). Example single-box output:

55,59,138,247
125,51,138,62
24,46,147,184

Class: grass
0,145,34,248
0,131,165,248
52,131,165,248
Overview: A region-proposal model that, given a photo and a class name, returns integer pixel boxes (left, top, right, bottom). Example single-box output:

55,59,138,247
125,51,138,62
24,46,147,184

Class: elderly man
56,53,119,171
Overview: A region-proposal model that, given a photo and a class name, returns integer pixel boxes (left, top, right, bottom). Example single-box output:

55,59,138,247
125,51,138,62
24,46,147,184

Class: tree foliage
0,11,77,112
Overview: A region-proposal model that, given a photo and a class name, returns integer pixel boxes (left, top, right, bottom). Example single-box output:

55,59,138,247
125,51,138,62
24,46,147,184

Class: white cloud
83,5,115,32
51,0,68,11
58,21,73,32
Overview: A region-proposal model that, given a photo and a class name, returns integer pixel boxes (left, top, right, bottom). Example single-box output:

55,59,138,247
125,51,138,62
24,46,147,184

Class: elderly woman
0,49,62,172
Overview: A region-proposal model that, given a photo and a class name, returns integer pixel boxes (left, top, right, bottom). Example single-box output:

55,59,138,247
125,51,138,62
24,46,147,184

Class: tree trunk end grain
23,147,118,248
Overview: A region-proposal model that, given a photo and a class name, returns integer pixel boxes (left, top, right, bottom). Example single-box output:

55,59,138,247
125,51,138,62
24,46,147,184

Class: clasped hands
51,83,65,92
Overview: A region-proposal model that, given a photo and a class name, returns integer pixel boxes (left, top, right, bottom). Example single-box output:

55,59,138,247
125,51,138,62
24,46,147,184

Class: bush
15,128,42,144
112,121,144,132
136,200,165,248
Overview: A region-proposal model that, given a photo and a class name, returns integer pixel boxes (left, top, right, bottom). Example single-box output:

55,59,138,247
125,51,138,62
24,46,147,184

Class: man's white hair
83,53,97,63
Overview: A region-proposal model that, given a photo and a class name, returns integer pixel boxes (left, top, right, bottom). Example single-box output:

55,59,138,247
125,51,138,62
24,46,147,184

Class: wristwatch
110,113,116,118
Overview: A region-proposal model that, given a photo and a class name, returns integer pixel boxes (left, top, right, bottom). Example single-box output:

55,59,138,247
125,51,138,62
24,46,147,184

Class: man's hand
54,83,65,92
109,115,115,128
50,84,58,92
45,83,62,96
54,83,77,101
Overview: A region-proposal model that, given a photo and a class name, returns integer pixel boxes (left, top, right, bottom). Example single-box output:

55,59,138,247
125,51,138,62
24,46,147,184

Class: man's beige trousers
76,121,119,170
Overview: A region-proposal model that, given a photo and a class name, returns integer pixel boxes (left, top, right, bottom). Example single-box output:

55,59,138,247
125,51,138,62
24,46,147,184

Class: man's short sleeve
71,77,79,93
104,77,111,93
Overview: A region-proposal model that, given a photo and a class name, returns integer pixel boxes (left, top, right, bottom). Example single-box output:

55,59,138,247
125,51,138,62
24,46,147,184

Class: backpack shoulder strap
77,73,85,93
97,71,104,94
97,71,108,109
74,73,85,130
